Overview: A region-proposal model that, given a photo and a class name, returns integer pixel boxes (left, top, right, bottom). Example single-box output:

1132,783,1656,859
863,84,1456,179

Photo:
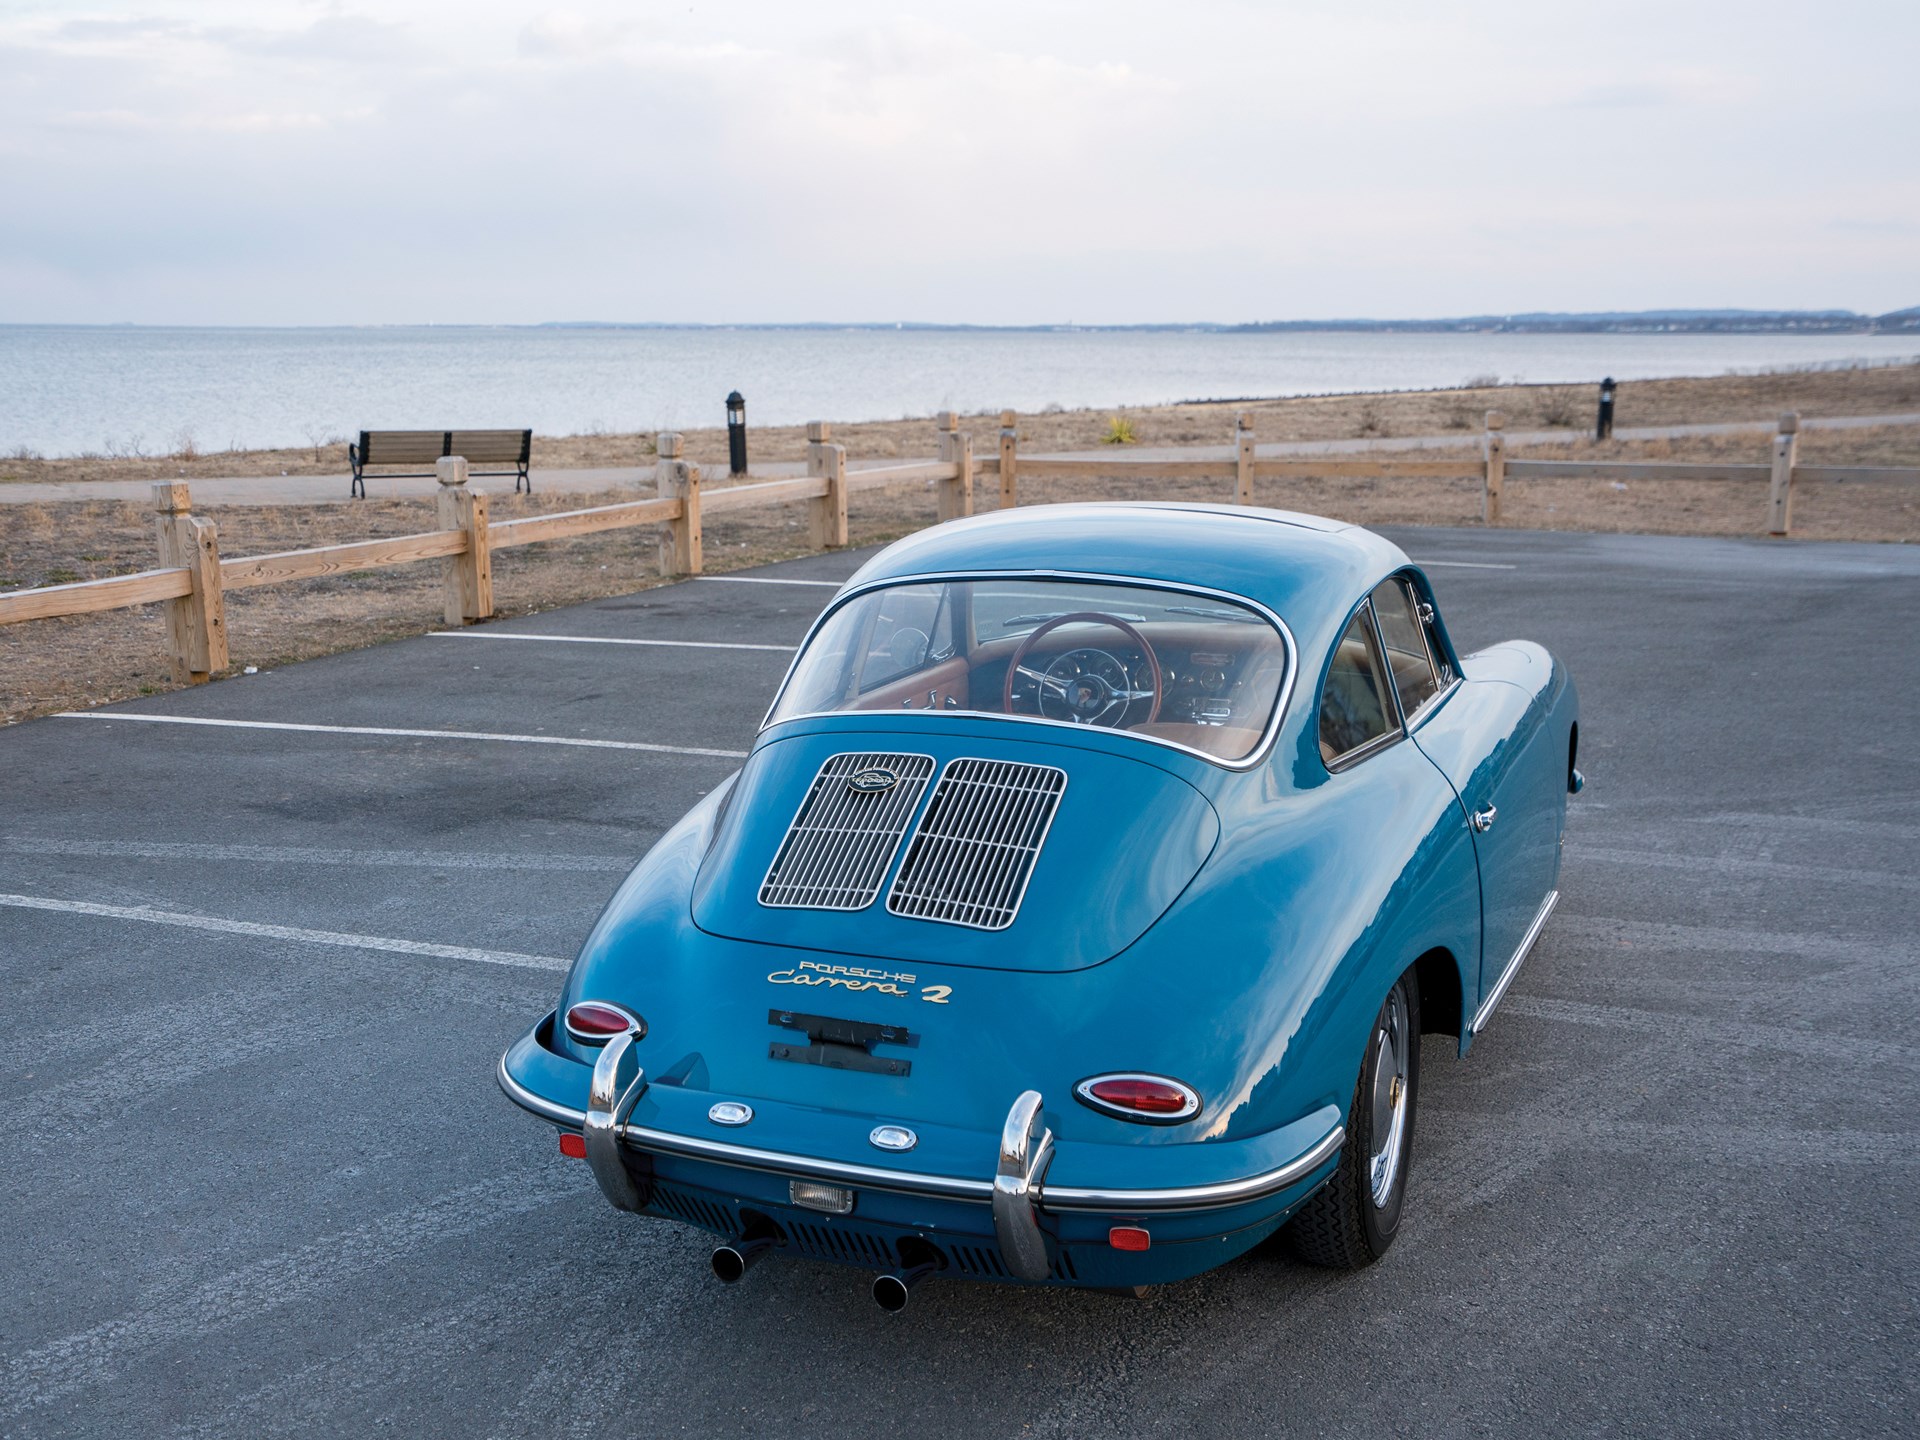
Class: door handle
1470,805,1498,833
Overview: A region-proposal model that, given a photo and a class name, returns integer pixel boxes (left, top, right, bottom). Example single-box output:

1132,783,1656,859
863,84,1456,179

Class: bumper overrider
498,1014,1343,1288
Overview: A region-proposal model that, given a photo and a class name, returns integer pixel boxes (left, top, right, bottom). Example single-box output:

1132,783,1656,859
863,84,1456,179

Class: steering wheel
1002,611,1162,726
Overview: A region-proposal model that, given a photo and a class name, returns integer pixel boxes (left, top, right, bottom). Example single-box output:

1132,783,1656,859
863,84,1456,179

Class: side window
1319,607,1398,765
1370,577,1441,717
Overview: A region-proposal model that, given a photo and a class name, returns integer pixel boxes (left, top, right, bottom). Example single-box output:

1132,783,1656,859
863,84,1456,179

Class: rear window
768,577,1291,763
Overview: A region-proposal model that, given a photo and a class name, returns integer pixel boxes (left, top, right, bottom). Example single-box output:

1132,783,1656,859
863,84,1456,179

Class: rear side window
1370,577,1441,716
1319,609,1397,764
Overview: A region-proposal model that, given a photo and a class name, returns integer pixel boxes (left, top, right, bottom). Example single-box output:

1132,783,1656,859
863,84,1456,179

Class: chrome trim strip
1470,887,1561,1034
1404,675,1462,732
759,569,1300,773
1039,1125,1344,1212
497,1053,1342,1213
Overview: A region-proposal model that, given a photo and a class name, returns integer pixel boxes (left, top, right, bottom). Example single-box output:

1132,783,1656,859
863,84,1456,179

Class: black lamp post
1596,377,1617,441
726,391,747,476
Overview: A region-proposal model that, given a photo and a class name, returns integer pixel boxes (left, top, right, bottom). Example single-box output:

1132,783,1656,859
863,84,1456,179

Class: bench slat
448,430,532,462
357,432,449,464
355,429,531,465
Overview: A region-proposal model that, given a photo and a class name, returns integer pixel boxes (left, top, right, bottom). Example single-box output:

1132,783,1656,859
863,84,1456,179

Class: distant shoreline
3,306,1916,337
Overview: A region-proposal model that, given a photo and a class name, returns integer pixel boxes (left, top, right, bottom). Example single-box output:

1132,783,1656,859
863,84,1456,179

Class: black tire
1283,967,1421,1269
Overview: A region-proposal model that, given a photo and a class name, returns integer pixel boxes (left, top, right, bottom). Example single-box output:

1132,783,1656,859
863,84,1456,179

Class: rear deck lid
691,728,1219,972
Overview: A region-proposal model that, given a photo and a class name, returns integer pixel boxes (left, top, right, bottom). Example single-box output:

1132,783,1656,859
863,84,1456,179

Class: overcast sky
0,0,1913,326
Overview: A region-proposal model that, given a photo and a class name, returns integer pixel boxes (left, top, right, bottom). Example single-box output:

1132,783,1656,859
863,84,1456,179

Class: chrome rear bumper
499,1046,1343,1273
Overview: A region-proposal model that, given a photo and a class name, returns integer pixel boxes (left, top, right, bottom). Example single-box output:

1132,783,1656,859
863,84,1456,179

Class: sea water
0,324,1912,458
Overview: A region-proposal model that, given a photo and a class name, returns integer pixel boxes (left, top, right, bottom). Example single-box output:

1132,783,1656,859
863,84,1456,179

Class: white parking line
1413,559,1518,570
431,631,794,652
2,837,633,872
0,893,569,971
699,574,844,587
55,712,750,758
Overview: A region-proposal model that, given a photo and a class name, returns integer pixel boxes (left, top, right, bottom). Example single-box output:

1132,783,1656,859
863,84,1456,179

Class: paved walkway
6,411,1915,506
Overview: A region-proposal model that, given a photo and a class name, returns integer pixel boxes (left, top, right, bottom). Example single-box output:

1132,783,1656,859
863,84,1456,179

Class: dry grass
3,364,1917,726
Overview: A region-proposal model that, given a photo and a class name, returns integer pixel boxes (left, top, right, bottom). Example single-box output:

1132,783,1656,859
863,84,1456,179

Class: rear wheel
1284,967,1421,1269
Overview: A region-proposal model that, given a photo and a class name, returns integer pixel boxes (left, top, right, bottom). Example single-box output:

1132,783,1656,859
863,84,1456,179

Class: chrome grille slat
760,752,935,911
886,758,1067,930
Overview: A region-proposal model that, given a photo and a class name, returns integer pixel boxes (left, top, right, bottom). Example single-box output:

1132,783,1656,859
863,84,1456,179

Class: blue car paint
498,505,1578,1289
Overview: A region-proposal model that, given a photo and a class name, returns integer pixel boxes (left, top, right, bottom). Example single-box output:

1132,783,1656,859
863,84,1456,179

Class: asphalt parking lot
2,521,1916,1438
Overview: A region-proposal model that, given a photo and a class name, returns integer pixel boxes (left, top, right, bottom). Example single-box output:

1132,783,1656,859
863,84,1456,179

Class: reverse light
1074,1073,1202,1124
1108,1226,1151,1252
790,1180,856,1215
564,1001,644,1045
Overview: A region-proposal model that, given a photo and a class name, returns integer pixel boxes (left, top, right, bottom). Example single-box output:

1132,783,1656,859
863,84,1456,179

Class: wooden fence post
151,481,227,684
434,456,492,626
935,411,973,521
1767,411,1800,537
998,410,1019,509
806,421,849,547
655,433,703,575
1483,410,1506,525
1236,412,1255,505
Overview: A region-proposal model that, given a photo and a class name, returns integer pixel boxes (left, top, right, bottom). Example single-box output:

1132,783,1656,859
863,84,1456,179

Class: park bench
349,429,533,498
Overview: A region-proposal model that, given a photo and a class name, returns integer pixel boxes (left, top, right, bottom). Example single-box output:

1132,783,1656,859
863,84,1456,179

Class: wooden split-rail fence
1,408,1913,687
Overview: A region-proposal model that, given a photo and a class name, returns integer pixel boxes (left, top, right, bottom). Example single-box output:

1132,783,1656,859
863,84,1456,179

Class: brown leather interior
847,654,972,712
1135,721,1266,754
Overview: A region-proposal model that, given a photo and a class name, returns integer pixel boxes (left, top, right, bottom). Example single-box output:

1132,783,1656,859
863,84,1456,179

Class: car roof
842,504,1411,629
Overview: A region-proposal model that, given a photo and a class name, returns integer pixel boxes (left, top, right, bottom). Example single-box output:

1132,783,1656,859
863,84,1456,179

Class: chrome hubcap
1367,987,1410,1208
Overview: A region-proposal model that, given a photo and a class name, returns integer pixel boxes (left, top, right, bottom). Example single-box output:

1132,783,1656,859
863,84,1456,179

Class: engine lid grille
759,752,935,911
886,758,1068,931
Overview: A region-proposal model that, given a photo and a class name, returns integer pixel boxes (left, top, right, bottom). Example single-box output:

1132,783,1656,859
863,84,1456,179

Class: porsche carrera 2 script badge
767,959,953,1004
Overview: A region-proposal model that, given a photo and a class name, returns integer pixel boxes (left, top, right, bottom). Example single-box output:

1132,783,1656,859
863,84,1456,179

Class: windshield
767,577,1290,763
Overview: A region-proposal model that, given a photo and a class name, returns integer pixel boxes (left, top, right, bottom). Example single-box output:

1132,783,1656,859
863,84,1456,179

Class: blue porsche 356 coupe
499,503,1579,1307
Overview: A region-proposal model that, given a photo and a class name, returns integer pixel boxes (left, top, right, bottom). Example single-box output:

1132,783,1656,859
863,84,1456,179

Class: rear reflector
1075,1074,1201,1123
1109,1226,1151,1251
564,1001,643,1044
558,1133,587,1159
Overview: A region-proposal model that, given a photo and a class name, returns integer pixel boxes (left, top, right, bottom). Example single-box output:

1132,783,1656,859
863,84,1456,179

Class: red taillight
1078,1075,1199,1122
558,1133,587,1159
1109,1226,1151,1251
564,1001,641,1043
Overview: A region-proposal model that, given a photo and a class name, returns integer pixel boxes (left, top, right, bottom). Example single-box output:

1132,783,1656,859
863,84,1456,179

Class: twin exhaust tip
871,1265,929,1313
709,1235,776,1284
710,1237,933,1312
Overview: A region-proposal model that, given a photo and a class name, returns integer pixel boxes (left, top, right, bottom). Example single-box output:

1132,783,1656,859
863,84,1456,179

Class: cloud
0,0,1913,323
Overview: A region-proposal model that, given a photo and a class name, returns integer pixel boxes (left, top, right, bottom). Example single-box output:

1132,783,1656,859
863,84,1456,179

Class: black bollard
1596,377,1616,441
726,391,748,476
